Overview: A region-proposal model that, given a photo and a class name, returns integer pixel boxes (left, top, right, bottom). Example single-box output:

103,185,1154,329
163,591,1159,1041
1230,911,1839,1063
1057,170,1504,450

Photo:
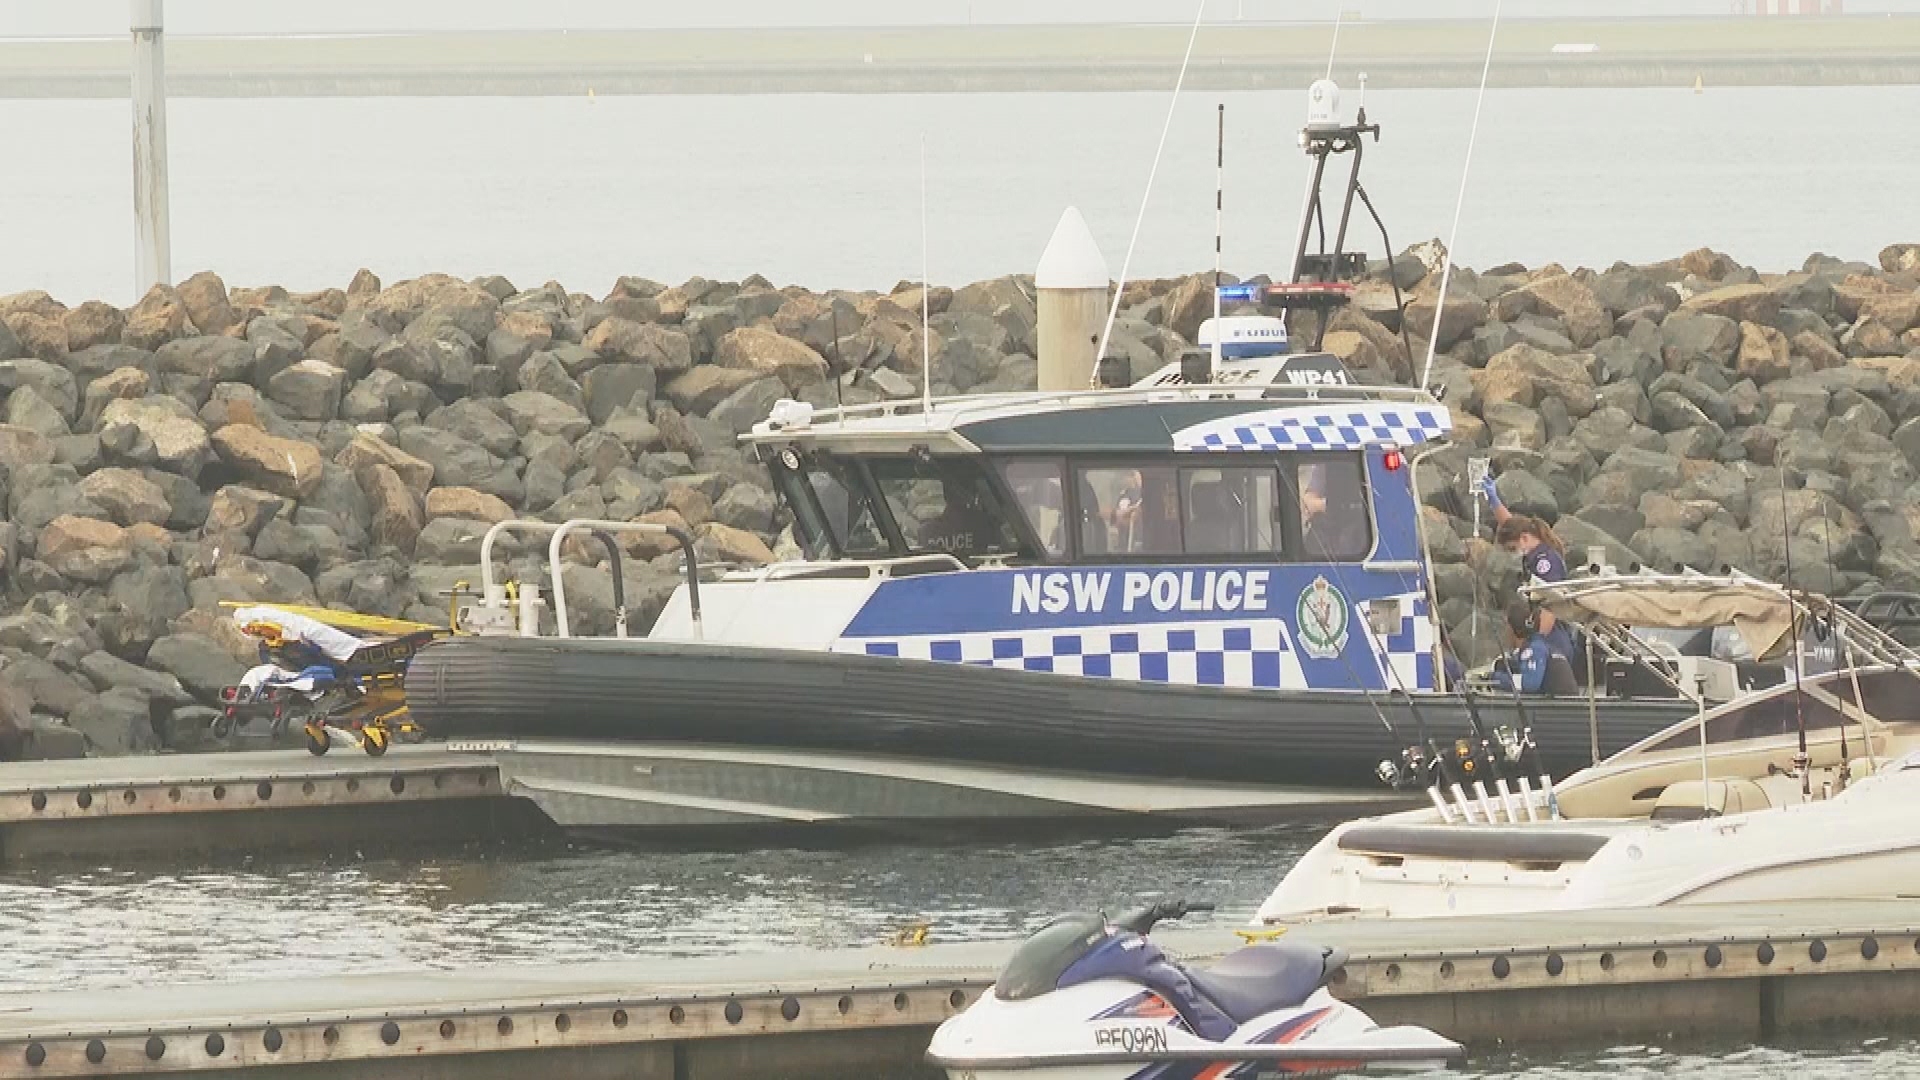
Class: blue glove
1478,472,1503,510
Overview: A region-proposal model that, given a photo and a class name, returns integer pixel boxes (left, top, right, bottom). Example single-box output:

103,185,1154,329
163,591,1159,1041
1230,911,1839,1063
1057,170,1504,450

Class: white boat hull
1257,754,1920,923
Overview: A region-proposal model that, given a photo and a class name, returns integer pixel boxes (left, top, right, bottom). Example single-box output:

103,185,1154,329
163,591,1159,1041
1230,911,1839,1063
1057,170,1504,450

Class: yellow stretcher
216,603,451,757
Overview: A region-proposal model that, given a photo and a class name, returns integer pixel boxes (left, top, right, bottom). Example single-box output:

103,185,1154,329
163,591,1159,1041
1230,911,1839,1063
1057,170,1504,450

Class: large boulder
336,432,434,496
210,424,323,499
1735,321,1791,382
713,327,828,391
1403,291,1488,353
38,514,133,584
710,377,786,435
582,362,658,425
664,365,763,416
1516,274,1610,348
695,521,777,565
78,467,171,527
67,688,158,756
204,484,285,537
413,516,491,565
424,485,514,524
97,396,213,476
426,398,518,456
1680,282,1780,326
582,318,694,375
1658,310,1739,371
1479,344,1598,416
265,359,347,420
177,270,239,337
121,284,197,350
358,464,423,553
501,390,591,439
3,384,68,437
363,274,499,341
396,426,508,496
0,356,80,422
155,334,255,386
0,423,55,470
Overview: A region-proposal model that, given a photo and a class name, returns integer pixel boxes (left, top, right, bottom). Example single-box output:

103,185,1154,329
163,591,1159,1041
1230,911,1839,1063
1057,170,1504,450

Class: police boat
405,79,1702,833
925,898,1461,1080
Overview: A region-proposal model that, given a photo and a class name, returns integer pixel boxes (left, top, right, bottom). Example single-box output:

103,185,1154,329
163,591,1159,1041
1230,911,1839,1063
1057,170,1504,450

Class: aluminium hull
407,636,1692,788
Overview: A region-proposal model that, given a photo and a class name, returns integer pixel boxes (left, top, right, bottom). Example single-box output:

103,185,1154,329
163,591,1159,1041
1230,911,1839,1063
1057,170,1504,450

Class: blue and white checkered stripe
1361,592,1439,691
1172,404,1451,453
832,621,1305,690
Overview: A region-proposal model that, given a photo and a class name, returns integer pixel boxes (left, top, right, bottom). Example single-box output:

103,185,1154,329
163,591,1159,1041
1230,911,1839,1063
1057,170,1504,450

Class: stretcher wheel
304,722,331,756
361,726,390,757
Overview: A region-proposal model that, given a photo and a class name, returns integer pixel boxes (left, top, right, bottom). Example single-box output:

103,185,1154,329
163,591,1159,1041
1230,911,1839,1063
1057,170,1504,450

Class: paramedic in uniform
1494,598,1575,695
1481,475,1576,663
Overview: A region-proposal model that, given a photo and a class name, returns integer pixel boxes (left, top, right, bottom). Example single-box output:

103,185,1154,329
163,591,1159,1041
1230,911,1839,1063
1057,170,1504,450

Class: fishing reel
1374,743,1434,791
1492,725,1534,770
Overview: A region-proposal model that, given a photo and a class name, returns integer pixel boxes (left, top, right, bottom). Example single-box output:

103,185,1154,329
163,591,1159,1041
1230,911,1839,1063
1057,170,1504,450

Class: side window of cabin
1078,466,1181,556
1181,468,1279,555
1294,454,1372,561
1000,460,1068,558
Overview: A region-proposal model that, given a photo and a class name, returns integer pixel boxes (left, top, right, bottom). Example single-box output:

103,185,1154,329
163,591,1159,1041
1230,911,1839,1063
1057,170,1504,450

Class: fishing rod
1294,481,1487,822
1812,498,1852,785
1778,468,1812,797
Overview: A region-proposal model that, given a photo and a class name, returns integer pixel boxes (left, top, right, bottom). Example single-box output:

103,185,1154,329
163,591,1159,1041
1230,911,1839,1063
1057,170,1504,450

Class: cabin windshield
775,451,1025,562
870,458,1021,558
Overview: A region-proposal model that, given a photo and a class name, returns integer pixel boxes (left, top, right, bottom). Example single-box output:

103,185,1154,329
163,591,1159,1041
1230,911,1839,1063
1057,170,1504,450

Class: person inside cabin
1493,598,1576,696
918,479,996,556
1137,471,1183,554
1299,460,1370,560
1105,469,1145,550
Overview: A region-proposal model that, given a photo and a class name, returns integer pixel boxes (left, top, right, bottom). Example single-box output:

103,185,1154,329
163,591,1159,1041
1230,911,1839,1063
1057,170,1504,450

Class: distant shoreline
3,17,1919,96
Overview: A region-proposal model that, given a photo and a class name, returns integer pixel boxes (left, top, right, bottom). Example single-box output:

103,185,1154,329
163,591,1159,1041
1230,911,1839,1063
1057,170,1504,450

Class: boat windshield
776,452,1026,562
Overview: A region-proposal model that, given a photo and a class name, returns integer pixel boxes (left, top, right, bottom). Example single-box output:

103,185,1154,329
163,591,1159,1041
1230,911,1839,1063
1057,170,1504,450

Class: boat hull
407,636,1690,787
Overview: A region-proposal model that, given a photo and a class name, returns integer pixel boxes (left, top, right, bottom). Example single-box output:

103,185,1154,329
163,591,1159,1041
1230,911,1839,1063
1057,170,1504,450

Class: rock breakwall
1,241,1917,757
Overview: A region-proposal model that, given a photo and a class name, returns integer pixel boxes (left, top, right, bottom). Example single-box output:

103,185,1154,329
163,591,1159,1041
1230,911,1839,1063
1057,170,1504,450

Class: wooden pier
0,899,1913,1078
0,748,550,862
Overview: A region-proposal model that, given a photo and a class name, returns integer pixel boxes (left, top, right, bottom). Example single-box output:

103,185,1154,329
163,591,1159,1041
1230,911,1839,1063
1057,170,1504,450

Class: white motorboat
1255,573,1920,923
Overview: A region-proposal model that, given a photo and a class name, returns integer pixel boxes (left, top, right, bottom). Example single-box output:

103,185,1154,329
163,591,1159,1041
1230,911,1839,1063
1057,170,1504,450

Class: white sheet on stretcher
230,606,367,662
239,663,325,694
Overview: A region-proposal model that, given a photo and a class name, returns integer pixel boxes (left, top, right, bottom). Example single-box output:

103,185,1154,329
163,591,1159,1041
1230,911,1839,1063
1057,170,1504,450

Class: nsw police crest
1296,576,1350,659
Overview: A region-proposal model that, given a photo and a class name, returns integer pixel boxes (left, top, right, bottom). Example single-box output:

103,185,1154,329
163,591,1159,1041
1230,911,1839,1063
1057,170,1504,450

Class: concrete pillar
1035,207,1110,392
132,0,172,297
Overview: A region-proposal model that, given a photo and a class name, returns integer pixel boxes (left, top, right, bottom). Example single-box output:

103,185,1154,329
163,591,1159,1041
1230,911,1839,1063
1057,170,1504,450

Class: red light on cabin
1382,449,1405,471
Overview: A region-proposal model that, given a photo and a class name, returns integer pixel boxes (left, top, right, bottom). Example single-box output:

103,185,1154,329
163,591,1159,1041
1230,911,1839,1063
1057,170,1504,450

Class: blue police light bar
1214,282,1263,304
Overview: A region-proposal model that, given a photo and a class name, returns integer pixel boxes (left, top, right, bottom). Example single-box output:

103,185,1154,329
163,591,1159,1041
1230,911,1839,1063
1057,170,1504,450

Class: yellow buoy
1693,74,1704,94
587,87,597,103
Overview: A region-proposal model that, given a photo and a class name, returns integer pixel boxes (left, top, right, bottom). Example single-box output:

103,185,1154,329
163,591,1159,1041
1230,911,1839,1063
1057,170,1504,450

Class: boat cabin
647,350,1454,695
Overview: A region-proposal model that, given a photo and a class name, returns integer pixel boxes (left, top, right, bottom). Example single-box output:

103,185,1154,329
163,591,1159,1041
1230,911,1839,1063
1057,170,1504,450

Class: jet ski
927,899,1460,1079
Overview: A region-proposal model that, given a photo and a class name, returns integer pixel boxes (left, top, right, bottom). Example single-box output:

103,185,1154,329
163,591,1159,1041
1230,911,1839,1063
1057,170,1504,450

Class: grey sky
7,0,1918,38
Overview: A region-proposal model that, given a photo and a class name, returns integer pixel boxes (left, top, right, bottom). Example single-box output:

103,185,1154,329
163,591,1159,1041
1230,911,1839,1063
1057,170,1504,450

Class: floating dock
1,899,1912,1078
0,743,1405,860
0,748,550,862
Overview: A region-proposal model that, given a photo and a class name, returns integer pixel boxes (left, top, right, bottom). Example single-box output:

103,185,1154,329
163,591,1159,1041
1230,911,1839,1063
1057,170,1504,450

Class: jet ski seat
1185,942,1346,1024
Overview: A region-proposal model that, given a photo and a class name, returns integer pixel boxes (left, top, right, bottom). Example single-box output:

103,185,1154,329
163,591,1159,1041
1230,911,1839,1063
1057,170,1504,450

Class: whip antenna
919,134,932,419
1212,103,1224,370
1418,0,1503,392
1092,0,1209,386
1326,8,1343,78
